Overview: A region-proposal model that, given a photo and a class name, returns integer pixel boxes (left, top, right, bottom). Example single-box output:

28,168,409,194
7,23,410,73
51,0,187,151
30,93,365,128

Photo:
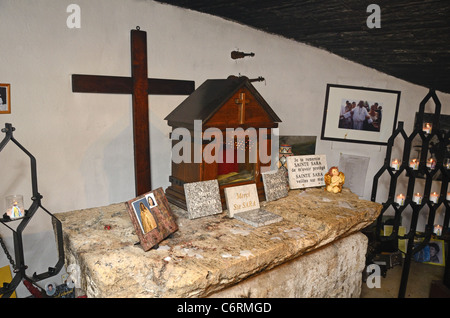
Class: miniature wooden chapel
165,76,281,209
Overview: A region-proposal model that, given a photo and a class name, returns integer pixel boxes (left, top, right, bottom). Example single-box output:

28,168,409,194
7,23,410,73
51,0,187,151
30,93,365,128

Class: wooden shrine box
165,76,281,209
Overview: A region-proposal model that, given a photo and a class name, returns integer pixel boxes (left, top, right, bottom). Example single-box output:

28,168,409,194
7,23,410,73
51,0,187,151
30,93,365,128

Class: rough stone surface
209,232,368,298
55,187,381,298
233,208,283,227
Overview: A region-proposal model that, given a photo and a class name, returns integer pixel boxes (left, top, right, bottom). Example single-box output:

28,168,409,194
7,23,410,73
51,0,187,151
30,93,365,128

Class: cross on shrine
235,92,249,124
72,27,195,196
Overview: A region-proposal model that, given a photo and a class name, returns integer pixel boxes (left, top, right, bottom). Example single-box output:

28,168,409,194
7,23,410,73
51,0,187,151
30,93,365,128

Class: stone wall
209,232,368,298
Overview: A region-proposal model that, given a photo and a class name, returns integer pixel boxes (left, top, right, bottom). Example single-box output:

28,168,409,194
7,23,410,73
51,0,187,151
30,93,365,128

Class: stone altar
55,188,381,298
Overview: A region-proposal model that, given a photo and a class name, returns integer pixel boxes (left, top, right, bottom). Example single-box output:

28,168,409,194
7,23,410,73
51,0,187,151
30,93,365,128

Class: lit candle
391,159,400,170
395,193,405,206
430,192,439,204
427,158,436,169
447,192,450,201
412,193,422,204
434,224,443,236
409,159,419,170
445,158,450,169
5,195,24,219
423,122,432,134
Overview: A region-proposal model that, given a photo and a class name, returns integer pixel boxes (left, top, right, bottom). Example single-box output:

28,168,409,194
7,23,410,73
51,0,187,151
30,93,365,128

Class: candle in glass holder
447,192,450,201
423,122,432,134
445,158,450,169
395,193,405,206
5,195,24,219
427,158,436,169
434,224,443,236
409,159,419,170
412,193,422,204
391,159,400,170
430,192,439,204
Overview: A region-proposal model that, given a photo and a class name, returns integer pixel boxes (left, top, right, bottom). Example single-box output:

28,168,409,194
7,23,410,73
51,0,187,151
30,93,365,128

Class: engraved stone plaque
224,183,260,218
286,154,327,189
262,169,288,202
184,180,222,219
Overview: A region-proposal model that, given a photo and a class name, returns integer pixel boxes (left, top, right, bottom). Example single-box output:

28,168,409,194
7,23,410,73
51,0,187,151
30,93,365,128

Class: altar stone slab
55,187,382,298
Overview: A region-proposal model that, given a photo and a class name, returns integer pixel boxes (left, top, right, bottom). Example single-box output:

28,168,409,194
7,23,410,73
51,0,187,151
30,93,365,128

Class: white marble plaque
262,169,288,202
286,155,328,189
224,184,260,217
184,180,222,219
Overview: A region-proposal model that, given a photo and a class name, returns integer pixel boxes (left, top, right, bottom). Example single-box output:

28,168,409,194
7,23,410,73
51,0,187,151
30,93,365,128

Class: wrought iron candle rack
0,123,64,298
371,89,449,298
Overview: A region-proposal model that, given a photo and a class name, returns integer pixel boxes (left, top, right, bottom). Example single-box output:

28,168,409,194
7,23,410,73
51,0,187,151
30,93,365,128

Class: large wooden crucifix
72,27,195,196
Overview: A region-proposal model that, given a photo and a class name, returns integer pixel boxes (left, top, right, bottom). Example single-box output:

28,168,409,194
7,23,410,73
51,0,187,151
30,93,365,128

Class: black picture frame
0,83,11,114
321,84,401,145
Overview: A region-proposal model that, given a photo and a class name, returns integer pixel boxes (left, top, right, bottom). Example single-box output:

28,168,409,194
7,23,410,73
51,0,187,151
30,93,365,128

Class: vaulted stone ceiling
157,0,450,94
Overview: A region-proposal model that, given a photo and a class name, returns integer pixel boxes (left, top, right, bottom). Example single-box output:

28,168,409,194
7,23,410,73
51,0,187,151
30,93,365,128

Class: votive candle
434,224,443,236
423,122,432,134
445,158,450,169
447,192,450,201
413,193,422,204
409,159,419,170
391,159,400,170
395,193,405,206
427,158,436,169
430,192,439,204
5,195,24,219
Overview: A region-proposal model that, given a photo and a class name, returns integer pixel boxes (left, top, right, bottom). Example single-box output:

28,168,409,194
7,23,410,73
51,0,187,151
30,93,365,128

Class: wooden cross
72,27,194,196
235,92,249,124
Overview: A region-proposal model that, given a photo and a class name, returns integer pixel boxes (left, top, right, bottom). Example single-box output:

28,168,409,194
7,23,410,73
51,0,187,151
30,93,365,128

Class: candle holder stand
0,123,64,298
371,89,450,298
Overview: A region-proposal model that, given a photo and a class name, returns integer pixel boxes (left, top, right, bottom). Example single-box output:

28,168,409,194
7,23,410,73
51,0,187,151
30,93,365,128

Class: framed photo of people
321,84,401,145
0,83,11,114
413,238,446,267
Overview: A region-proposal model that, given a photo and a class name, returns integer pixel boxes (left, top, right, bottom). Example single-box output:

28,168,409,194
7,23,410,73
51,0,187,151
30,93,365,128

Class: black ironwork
0,123,64,298
371,89,450,298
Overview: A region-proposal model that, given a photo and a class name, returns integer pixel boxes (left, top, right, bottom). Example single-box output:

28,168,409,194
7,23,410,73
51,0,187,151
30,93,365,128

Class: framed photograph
321,84,401,145
413,238,446,267
126,187,178,251
0,83,11,114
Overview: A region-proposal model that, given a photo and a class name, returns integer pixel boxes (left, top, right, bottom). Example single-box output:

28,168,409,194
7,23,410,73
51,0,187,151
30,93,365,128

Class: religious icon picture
126,187,178,251
131,197,158,234
0,83,11,114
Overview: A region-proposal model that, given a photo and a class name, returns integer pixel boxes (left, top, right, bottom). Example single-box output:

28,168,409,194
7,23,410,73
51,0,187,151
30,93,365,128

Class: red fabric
218,147,238,175
23,279,43,298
